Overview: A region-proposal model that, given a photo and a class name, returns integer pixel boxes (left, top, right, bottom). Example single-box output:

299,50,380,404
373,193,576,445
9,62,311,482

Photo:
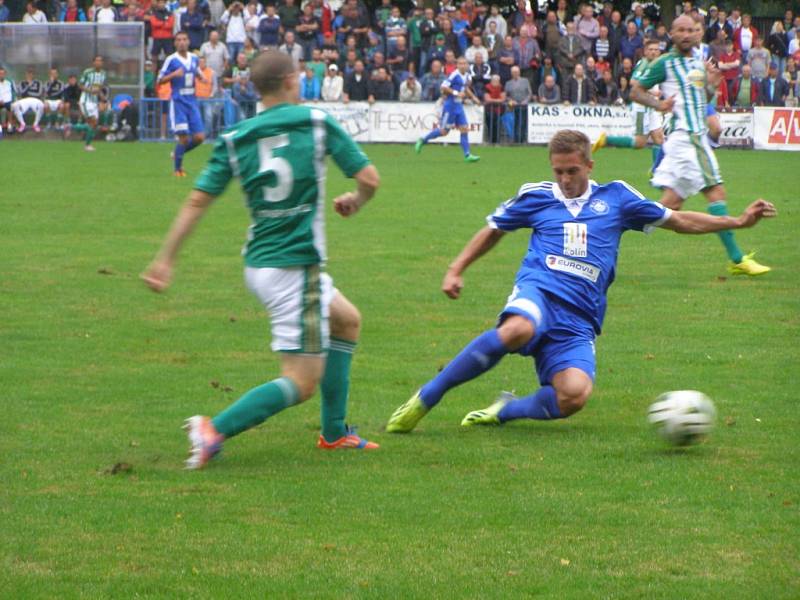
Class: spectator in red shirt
59,0,87,21
149,0,175,62
718,39,742,99
712,76,729,109
731,64,759,107
483,73,505,144
733,13,758,61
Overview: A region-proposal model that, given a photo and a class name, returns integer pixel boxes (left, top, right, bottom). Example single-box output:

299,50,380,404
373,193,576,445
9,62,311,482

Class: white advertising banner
527,104,633,144
753,107,800,151
310,102,371,142
367,102,484,144
309,101,483,144
717,111,753,147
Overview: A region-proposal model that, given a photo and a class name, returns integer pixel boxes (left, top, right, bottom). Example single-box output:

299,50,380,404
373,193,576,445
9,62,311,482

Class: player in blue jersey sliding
386,130,776,432
414,56,480,163
157,32,208,177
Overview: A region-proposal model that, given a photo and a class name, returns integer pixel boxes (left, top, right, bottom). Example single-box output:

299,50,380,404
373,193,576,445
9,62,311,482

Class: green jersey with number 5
195,104,370,268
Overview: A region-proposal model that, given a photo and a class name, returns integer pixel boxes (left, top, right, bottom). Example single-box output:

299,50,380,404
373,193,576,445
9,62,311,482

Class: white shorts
13,97,43,114
651,129,723,199
245,264,335,354
80,98,99,120
44,99,62,111
633,107,663,137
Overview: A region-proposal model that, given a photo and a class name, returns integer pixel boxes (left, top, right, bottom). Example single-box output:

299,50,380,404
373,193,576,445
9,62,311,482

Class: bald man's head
671,14,696,54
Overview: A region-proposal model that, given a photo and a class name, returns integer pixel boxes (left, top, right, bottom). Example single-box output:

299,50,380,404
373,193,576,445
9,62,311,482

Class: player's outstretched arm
661,199,777,234
141,190,217,292
442,226,506,299
333,164,380,217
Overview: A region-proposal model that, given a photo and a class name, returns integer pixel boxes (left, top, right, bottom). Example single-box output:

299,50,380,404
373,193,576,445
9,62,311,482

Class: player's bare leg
318,292,378,450
657,187,685,210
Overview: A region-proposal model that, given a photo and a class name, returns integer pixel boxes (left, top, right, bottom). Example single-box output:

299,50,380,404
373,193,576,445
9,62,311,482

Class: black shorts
152,38,174,58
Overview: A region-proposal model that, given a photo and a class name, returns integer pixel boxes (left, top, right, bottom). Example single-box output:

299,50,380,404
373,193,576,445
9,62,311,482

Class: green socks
708,201,744,263
212,377,300,438
72,123,95,145
208,337,357,442
320,337,357,442
606,135,635,148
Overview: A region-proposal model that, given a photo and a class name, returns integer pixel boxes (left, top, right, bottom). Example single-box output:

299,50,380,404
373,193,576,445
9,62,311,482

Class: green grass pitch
1,140,798,598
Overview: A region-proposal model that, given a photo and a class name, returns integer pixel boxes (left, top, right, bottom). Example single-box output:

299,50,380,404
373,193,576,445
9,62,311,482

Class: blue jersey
441,70,470,111
487,180,670,333
159,52,200,101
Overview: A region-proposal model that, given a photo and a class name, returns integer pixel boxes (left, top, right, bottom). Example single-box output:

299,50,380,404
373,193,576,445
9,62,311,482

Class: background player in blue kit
158,32,208,176
386,130,776,433
414,56,480,163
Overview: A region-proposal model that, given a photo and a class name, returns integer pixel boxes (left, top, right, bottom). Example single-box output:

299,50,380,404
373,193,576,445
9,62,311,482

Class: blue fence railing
139,93,256,142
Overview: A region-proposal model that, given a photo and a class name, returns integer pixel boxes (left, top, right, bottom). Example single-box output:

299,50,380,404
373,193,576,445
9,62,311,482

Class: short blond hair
251,49,296,96
548,130,591,163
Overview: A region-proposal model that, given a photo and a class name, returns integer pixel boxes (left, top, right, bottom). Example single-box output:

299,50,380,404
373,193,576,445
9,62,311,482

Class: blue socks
460,132,470,156
174,139,200,171
498,386,562,422
174,143,185,171
419,329,509,409
422,128,442,144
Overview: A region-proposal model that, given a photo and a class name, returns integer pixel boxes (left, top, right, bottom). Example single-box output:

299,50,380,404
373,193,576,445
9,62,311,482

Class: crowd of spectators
2,0,800,141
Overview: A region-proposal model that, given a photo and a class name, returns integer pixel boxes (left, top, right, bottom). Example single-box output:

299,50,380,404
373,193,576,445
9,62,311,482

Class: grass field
1,140,798,598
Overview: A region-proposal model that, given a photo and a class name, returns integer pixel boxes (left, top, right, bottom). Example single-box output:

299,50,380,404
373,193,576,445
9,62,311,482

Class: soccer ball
647,390,716,446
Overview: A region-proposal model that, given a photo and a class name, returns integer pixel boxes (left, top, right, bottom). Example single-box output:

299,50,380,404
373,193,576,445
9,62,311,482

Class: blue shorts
169,97,204,135
440,103,468,129
500,285,596,385
705,104,717,118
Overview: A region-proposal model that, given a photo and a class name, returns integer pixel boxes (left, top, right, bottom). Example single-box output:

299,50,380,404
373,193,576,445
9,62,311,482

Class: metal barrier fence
139,94,256,141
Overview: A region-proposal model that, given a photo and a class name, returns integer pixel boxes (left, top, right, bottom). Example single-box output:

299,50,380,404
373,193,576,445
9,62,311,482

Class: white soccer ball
647,390,716,446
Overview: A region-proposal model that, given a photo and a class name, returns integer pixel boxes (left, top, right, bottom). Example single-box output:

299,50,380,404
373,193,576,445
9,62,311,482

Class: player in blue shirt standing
386,130,775,432
158,32,207,176
414,56,480,163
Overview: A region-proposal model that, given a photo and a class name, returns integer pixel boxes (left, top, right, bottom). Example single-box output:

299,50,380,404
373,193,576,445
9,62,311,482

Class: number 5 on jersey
258,135,293,202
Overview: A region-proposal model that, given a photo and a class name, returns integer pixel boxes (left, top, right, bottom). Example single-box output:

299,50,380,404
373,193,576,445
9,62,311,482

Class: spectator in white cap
321,63,343,102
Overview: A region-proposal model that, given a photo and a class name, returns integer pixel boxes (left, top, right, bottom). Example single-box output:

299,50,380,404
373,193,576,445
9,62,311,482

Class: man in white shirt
94,0,117,22
200,30,230,80
22,1,47,23
398,73,421,102
321,64,343,102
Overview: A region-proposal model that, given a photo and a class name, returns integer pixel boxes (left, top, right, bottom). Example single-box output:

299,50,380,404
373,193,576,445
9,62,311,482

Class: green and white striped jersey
79,68,106,104
195,103,370,268
631,57,656,114
633,50,707,134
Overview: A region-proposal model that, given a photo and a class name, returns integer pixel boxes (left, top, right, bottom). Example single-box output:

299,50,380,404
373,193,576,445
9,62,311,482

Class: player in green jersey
142,50,382,469
592,39,665,169
629,15,770,276
70,56,107,152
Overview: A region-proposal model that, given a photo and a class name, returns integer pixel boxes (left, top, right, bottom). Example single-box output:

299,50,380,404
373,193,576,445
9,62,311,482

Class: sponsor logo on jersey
589,199,609,214
687,68,705,89
546,254,600,282
562,223,588,257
